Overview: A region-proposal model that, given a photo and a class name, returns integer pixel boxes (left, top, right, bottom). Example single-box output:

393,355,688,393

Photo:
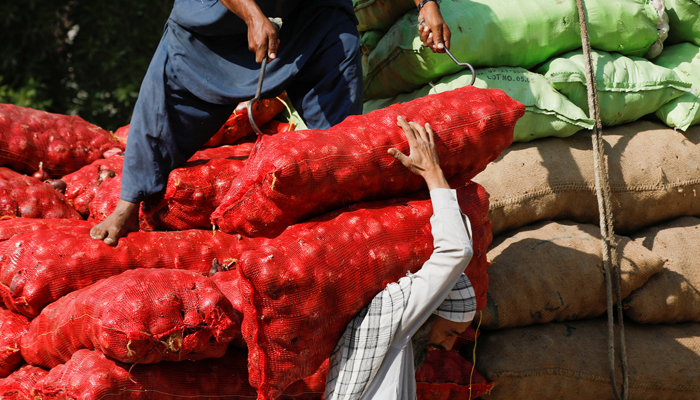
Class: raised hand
417,1,451,53
389,116,450,191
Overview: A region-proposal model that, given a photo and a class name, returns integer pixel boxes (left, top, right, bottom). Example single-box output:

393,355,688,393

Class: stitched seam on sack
545,73,693,91
365,48,428,96
489,178,700,209
525,107,595,129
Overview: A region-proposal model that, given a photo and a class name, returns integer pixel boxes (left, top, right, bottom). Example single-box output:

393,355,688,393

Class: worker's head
412,274,476,370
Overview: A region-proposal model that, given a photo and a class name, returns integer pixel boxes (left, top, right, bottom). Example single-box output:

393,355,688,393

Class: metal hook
248,56,268,136
248,17,282,136
443,47,476,86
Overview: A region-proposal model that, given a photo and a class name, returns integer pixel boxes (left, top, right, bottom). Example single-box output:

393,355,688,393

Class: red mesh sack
20,268,241,368
32,348,326,400
188,141,255,162
109,120,289,148
260,120,295,135
0,218,92,243
0,104,124,177
0,168,81,219
0,226,259,317
0,365,48,400
237,177,491,399
205,94,287,148
140,157,249,231
89,143,253,231
212,268,245,315
113,124,129,145
211,86,524,236
0,309,30,378
62,156,124,217
415,350,493,400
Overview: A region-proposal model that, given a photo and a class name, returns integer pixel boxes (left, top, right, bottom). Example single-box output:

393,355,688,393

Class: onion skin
45,179,67,194
32,162,49,181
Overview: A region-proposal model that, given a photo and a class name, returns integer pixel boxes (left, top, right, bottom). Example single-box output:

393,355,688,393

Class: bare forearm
423,168,450,191
219,0,279,62
219,0,265,25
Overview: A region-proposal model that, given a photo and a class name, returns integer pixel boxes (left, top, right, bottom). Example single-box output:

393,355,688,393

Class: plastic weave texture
205,95,287,148
0,168,81,219
20,269,240,368
61,156,124,217
0,365,48,400
89,142,255,231
32,348,327,400
415,350,493,400
211,86,524,236
0,309,29,378
236,176,491,399
0,223,259,317
0,104,124,177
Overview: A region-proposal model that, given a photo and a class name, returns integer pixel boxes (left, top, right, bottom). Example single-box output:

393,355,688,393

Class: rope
574,1,629,399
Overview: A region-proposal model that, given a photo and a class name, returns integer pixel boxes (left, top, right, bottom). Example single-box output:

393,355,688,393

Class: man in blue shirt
91,0,452,245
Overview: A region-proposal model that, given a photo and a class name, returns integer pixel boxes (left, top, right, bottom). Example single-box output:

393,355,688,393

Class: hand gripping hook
248,17,283,135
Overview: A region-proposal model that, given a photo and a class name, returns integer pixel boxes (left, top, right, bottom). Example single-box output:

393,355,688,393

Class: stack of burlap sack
471,121,700,399
354,0,700,398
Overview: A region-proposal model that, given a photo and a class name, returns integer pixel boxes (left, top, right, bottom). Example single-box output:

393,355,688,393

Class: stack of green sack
357,0,700,140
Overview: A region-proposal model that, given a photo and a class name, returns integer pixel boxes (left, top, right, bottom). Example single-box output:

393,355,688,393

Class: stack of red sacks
0,87,523,399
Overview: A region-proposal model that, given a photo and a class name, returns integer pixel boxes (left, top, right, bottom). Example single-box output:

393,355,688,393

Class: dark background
1,0,174,131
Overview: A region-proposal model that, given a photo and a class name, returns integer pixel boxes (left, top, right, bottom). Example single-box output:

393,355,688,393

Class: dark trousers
121,7,362,203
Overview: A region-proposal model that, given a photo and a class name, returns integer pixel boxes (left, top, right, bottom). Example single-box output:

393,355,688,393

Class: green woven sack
353,0,414,32
364,67,593,142
665,0,700,46
364,0,660,100
360,30,387,75
654,43,700,131
538,50,690,126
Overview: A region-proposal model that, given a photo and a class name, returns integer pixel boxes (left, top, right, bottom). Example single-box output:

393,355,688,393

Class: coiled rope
574,1,629,399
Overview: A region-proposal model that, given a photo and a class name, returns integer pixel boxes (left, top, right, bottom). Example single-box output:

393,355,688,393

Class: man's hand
417,1,451,53
247,15,279,63
389,116,450,191
220,0,280,63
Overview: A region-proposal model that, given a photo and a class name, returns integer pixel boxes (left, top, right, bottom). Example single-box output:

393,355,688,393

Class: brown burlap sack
473,121,700,236
481,221,664,330
625,216,700,323
476,319,700,400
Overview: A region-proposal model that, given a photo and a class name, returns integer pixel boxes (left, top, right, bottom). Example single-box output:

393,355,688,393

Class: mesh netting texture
61,156,124,217
20,268,241,368
212,268,245,315
0,365,48,400
32,348,326,400
205,95,287,148
211,86,524,237
0,309,29,378
415,350,493,400
0,223,259,317
0,104,124,177
0,168,81,219
88,142,255,231
237,176,491,398
0,217,92,243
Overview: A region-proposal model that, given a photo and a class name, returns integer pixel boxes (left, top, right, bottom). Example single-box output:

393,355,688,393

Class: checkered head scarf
432,274,476,323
